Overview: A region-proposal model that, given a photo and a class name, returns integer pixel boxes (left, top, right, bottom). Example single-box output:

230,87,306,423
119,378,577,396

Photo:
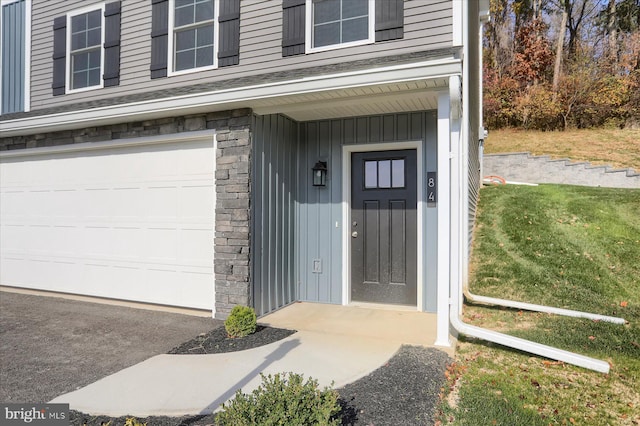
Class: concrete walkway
51,302,442,417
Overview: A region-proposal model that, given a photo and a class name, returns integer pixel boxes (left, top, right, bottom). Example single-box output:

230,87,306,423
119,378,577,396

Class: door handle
351,231,358,238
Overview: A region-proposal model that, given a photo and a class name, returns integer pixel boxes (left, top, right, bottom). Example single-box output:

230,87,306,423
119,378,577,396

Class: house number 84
427,172,437,204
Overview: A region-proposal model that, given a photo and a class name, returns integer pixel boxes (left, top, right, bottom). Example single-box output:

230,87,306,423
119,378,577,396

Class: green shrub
224,305,257,338
216,372,341,426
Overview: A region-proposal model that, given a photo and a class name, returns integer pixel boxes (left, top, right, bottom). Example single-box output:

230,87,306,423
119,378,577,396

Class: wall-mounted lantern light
312,161,328,187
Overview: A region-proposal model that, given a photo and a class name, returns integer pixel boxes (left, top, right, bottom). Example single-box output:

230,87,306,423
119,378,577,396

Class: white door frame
341,141,424,311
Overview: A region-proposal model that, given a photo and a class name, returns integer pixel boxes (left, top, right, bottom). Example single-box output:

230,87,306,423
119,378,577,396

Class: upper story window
282,0,403,58
151,0,239,79
309,0,373,51
169,0,217,74
1,0,31,114
69,8,103,90
52,2,121,96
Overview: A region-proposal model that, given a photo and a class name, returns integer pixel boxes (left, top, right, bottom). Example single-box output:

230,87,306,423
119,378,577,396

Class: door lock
351,231,358,238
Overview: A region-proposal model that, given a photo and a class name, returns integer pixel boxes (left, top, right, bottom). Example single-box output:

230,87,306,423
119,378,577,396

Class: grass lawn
485,128,640,171
438,184,640,425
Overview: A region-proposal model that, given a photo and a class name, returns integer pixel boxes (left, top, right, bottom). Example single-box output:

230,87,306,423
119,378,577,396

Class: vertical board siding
298,112,438,311
2,0,25,112
421,111,438,312
27,0,454,111
252,114,298,317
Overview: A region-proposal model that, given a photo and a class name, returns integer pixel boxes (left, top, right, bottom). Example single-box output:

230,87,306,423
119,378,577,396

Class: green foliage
215,372,341,426
438,184,640,425
124,418,146,426
224,305,257,338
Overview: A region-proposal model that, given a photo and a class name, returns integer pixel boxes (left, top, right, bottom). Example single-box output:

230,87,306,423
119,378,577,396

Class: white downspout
449,306,611,373
463,288,626,325
445,6,612,373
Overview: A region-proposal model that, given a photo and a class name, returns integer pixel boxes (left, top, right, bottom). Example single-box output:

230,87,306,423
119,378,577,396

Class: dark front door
351,149,417,305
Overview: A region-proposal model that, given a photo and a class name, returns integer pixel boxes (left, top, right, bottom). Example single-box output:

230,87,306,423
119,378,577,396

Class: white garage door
0,135,215,310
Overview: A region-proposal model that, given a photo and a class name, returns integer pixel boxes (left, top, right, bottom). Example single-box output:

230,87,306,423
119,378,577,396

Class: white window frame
305,0,374,54
0,0,31,113
65,3,105,94
168,0,219,77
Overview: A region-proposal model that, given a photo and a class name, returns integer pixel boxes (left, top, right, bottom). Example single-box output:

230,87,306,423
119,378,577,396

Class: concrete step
483,152,640,189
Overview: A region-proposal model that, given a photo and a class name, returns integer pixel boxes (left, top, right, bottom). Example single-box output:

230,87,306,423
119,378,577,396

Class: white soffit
252,79,447,120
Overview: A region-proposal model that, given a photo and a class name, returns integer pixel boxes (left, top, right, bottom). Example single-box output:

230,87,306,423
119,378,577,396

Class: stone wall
483,153,640,189
0,109,253,320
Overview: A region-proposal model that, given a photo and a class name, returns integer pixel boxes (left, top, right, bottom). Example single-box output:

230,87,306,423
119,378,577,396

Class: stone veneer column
210,109,252,319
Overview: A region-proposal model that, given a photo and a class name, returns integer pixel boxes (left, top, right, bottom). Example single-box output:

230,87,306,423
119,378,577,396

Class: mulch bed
167,325,296,355
69,327,451,426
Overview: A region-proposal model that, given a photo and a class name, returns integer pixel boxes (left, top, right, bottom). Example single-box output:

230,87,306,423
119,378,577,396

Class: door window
364,159,405,189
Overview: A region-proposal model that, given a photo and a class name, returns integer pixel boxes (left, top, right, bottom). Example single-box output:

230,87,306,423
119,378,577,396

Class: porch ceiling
251,78,448,121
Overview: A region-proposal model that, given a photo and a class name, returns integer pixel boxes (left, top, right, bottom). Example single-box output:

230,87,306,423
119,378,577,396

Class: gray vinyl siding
298,112,438,312
28,0,453,110
467,0,481,251
252,114,298,317
1,0,27,113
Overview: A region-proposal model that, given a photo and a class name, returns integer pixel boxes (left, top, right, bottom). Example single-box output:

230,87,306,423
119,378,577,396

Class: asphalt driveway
0,291,220,403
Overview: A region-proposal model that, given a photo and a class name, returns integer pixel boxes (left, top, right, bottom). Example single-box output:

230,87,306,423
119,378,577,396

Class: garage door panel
146,186,179,220
145,227,179,262
111,187,144,219
0,138,215,310
0,224,24,252
180,184,214,221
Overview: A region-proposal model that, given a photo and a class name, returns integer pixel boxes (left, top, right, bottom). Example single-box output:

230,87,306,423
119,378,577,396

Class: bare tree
553,8,569,90
486,0,514,77
608,0,618,60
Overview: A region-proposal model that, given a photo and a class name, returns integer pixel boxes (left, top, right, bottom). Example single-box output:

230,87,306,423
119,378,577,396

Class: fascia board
1,59,462,137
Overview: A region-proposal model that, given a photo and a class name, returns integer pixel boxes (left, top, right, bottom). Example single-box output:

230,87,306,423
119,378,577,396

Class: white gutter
445,7,611,373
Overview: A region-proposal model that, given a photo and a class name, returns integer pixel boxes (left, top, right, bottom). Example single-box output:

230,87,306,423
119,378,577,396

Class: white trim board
0,129,217,158
341,141,424,311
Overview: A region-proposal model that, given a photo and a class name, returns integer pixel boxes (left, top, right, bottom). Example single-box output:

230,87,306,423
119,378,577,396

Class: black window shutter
218,0,240,67
103,1,121,87
282,0,305,57
150,0,168,79
52,16,66,96
375,0,404,42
